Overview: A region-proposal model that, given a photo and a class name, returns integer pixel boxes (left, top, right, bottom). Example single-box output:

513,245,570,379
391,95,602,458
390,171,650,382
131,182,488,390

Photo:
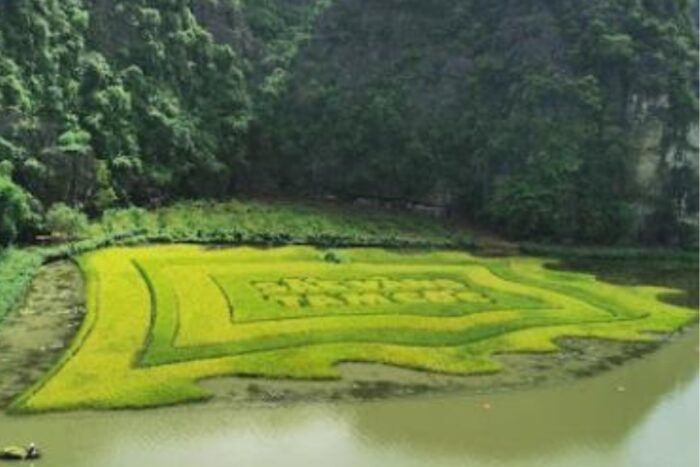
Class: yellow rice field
13,245,696,412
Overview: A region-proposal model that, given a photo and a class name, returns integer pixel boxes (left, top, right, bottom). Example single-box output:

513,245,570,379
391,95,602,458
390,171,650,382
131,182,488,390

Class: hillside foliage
0,0,697,245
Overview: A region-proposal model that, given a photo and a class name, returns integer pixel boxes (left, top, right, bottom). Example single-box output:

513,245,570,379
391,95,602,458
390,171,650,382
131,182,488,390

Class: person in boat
26,443,40,459
0,443,40,460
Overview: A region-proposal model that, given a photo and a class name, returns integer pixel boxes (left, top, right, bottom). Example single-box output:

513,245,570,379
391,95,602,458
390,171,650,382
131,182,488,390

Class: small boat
0,444,41,461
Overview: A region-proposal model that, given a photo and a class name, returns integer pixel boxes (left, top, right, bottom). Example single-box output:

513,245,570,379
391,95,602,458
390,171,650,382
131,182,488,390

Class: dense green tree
253,0,697,244
44,202,89,238
0,175,33,246
0,0,251,213
0,0,696,245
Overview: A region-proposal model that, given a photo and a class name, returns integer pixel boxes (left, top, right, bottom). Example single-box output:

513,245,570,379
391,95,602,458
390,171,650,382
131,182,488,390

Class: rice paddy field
11,244,696,413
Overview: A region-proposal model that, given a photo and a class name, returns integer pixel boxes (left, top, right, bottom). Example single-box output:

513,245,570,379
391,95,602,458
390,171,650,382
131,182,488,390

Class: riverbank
1,326,696,467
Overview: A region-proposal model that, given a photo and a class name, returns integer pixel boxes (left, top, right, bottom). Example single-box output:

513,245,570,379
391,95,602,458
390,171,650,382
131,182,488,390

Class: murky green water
1,328,697,467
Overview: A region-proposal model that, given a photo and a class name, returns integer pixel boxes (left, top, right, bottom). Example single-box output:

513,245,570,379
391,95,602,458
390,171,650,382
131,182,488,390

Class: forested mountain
0,0,697,245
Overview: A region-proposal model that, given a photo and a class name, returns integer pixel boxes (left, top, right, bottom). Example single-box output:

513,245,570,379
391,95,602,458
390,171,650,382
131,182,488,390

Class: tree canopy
0,0,697,246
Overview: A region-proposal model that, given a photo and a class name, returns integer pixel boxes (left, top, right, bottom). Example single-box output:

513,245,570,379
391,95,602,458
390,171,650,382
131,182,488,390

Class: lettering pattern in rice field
13,246,697,412
249,277,492,309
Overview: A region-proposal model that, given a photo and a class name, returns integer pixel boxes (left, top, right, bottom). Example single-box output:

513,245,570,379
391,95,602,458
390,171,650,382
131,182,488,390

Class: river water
0,328,697,467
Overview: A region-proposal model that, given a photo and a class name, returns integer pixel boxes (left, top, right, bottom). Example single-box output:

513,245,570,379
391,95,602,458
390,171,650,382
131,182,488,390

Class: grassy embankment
12,245,696,413
0,249,44,325
4,198,696,329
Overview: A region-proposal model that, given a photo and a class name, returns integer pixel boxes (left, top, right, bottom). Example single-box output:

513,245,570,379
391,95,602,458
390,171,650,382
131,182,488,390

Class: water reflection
351,329,698,459
1,329,697,467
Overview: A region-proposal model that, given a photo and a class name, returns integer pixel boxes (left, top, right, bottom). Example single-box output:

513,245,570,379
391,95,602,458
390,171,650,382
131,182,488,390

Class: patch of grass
520,243,699,262
0,249,44,325
12,245,697,413
93,199,474,248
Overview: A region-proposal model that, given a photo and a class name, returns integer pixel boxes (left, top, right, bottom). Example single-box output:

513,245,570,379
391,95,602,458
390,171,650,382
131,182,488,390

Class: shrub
0,176,34,246
322,250,348,264
0,248,43,324
45,203,89,239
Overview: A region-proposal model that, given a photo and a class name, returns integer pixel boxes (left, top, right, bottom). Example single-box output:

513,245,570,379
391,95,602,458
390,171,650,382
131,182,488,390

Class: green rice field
13,245,697,412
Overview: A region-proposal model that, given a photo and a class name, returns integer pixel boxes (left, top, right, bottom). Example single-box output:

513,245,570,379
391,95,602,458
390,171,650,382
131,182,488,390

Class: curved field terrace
13,245,697,412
